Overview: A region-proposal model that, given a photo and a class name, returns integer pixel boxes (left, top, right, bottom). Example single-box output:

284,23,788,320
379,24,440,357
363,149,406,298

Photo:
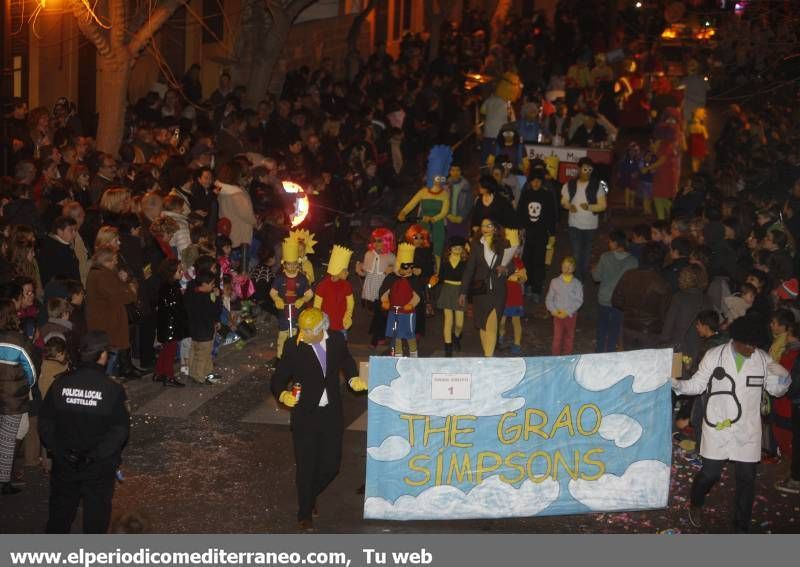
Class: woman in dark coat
85,247,138,379
154,259,187,387
459,217,513,357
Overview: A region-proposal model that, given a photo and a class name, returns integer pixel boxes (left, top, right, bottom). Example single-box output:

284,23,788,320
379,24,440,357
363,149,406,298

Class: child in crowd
37,297,74,360
288,229,316,283
380,243,420,357
250,245,278,317
37,337,69,472
356,228,396,347
498,228,528,356
499,257,527,355
434,236,467,357
545,256,584,355
216,236,235,278
185,271,222,385
154,259,188,387
217,274,241,348
65,280,86,364
314,245,354,336
270,238,313,359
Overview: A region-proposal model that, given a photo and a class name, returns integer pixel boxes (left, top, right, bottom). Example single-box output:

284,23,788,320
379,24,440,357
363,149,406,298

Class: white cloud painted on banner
364,475,560,520
367,435,411,462
573,350,672,393
567,460,670,511
369,358,527,417
598,413,643,448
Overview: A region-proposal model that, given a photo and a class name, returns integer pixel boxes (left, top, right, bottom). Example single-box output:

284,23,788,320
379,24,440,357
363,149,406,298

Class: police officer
271,308,367,530
39,330,130,533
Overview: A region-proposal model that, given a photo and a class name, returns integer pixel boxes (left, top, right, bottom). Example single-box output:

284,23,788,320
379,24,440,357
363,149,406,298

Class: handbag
468,251,497,297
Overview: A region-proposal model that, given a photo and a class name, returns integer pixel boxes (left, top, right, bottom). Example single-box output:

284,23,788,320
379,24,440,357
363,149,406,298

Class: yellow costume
288,228,316,283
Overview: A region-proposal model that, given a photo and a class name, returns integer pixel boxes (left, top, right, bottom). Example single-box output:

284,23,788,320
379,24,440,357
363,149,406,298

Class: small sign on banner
431,373,472,400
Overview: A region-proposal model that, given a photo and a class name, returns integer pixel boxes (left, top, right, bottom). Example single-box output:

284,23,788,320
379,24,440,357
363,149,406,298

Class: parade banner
364,351,673,520
524,144,615,182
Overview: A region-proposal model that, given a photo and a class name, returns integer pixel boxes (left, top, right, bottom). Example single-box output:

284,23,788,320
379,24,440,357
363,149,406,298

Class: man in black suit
271,308,366,530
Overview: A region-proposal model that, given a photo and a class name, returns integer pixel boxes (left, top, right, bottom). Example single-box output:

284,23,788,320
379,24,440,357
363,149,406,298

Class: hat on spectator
777,279,799,301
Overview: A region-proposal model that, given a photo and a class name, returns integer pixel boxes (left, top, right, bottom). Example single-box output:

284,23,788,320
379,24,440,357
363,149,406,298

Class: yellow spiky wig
288,228,317,256
327,245,353,276
397,243,416,265
282,238,300,263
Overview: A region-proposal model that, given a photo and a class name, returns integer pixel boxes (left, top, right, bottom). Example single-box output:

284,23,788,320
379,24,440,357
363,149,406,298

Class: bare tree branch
127,0,186,60
110,0,126,50
283,0,317,22
264,0,290,31
68,0,112,57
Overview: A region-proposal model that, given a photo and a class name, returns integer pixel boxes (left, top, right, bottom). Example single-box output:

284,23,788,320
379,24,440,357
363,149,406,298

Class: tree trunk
68,0,184,155
245,5,290,107
95,54,131,154
490,0,512,43
232,0,266,87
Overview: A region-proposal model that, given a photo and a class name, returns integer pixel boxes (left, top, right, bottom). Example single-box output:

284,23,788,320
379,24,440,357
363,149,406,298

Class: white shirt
562,180,599,230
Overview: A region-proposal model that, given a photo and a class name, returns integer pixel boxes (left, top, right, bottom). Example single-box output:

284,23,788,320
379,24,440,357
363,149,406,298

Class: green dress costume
398,187,450,259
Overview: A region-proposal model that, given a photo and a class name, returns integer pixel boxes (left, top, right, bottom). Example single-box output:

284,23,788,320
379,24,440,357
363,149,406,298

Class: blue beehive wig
426,145,453,187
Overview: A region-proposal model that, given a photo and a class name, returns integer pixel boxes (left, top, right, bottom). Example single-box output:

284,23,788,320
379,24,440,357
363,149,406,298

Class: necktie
311,342,327,377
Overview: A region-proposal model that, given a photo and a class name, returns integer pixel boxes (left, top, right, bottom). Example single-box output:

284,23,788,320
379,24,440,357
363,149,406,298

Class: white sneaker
205,374,221,385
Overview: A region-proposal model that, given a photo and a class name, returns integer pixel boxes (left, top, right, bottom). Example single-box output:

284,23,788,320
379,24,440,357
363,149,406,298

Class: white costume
360,250,395,302
673,341,790,463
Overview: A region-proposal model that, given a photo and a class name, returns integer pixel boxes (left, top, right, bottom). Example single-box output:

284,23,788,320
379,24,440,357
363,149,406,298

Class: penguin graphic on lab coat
674,341,790,463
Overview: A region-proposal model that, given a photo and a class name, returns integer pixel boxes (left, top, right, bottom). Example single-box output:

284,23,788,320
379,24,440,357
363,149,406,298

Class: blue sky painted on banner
364,351,673,520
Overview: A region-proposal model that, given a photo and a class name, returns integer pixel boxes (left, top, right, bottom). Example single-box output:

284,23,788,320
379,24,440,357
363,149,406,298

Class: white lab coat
672,341,791,462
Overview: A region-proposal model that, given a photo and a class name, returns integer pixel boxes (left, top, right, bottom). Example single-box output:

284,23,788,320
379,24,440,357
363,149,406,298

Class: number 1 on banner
431,373,471,400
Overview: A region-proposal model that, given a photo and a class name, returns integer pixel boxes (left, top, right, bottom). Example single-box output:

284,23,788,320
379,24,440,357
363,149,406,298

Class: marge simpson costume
397,145,452,261
271,308,366,530
270,238,313,358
